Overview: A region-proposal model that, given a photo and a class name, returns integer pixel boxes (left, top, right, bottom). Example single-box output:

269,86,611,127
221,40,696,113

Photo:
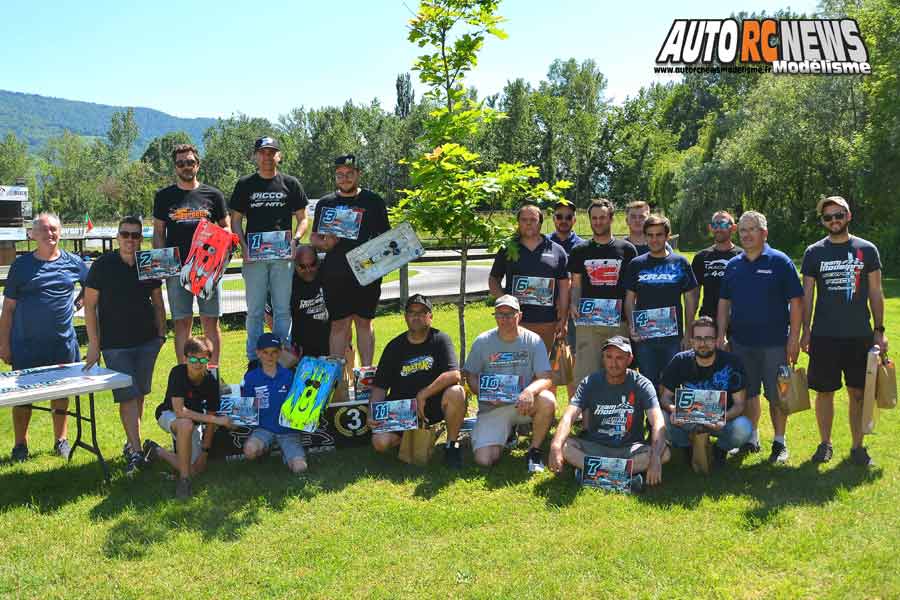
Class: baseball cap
334,154,358,168
602,335,632,354
256,333,282,350
405,293,433,312
494,294,521,312
554,198,576,211
254,137,280,152
816,195,850,215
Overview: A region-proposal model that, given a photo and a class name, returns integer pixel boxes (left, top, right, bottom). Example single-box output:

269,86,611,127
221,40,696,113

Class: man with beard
691,211,742,319
311,155,390,367
801,196,886,467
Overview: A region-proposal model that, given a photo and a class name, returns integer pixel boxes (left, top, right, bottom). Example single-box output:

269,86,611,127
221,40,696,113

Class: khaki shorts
574,323,630,383
157,409,204,464
567,437,650,459
472,404,533,451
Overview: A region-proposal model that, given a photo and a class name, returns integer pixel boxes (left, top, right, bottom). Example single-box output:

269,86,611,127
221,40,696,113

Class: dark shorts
808,336,870,392
321,256,381,320
102,338,163,403
422,394,445,426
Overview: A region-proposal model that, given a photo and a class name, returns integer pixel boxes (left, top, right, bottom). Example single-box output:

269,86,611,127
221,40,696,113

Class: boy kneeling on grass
144,335,234,500
241,333,308,473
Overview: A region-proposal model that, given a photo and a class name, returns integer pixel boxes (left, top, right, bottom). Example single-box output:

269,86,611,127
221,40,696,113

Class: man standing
464,295,557,472
718,211,803,463
311,155,390,367
230,136,309,367
624,200,652,256
369,294,467,468
489,203,570,357
801,196,886,467
691,211,742,319
83,217,167,476
568,199,637,386
625,215,698,390
153,143,230,365
0,213,87,461
659,317,752,473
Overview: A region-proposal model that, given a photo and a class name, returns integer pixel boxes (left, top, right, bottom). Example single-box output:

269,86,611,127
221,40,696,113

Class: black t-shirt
153,183,228,260
290,273,331,357
155,364,220,420
85,252,161,350
691,245,742,318
660,350,745,409
568,237,637,300
229,172,308,233
374,328,458,400
490,235,569,323
313,189,390,282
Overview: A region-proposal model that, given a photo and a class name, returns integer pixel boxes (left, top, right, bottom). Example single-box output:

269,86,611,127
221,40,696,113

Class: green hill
0,89,217,156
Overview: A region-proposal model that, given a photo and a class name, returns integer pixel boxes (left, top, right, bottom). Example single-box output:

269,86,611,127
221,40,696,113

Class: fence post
400,264,409,305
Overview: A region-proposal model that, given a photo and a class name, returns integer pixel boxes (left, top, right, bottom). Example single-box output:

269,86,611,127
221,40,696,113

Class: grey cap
495,294,521,311
602,335,632,354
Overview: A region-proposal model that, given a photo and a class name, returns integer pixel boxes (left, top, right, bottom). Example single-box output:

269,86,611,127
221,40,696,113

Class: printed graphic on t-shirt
479,373,521,403
585,258,622,286
317,206,365,239
633,307,678,339
512,275,554,307
592,391,636,441
818,249,866,301
637,262,686,284
170,207,211,224
400,355,434,377
575,298,622,327
297,289,329,321
487,351,529,369
702,258,731,279
681,364,739,393
249,191,288,210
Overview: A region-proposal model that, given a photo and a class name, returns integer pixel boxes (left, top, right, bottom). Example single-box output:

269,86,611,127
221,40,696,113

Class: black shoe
124,451,145,478
768,441,789,464
444,440,462,469
629,474,645,494
850,446,873,467
811,442,833,464
713,445,728,467
175,477,193,500
11,443,29,462
122,441,132,459
731,441,761,457
526,447,545,474
54,438,72,460
142,439,161,464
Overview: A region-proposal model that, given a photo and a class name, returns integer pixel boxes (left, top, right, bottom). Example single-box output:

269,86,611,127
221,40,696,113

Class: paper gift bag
550,340,574,386
331,344,357,403
863,347,880,434
398,427,437,466
877,354,897,409
777,365,810,415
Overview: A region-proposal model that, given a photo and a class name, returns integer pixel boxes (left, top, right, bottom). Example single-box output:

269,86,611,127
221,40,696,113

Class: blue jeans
634,337,681,390
243,259,293,360
665,413,753,451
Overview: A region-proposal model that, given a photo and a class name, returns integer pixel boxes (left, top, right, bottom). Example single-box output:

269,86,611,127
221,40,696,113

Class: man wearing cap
718,210,803,464
369,294,467,468
691,211,742,319
241,333,308,473
311,154,390,367
801,196,886,467
229,137,309,368
464,294,557,473
548,335,670,486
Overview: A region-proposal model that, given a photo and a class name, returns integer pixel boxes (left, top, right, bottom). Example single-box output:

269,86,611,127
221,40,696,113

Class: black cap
554,198,575,211
254,137,280,152
334,154,358,168
405,293,433,312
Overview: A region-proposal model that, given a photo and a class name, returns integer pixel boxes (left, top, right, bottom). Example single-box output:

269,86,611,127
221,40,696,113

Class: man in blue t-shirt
718,211,803,464
0,213,88,462
241,333,308,473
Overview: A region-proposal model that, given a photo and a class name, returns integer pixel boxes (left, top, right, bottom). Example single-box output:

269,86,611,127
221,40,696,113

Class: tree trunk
400,264,409,305
458,245,468,367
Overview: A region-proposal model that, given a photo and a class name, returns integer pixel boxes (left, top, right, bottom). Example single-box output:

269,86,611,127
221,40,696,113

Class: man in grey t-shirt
549,336,670,487
464,295,556,473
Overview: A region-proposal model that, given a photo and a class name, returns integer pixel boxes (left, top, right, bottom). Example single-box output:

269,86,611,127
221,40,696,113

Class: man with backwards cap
229,136,309,369
549,335,670,487
369,294,467,468
311,154,390,367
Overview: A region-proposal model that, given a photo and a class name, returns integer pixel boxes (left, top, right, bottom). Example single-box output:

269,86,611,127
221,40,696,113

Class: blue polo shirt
490,235,568,323
241,365,294,433
550,231,585,256
719,244,803,347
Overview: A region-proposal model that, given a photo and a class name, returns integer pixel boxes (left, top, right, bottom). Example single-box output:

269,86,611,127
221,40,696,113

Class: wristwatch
874,326,886,333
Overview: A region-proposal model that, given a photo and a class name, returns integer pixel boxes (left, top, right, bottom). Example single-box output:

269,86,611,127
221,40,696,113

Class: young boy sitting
241,333,308,473
145,335,234,499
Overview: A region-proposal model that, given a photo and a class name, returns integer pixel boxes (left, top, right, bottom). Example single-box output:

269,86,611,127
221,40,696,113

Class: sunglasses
494,312,518,319
554,214,573,221
119,231,142,239
822,212,846,222
710,220,733,230
187,356,210,364
175,159,197,168
296,262,317,270
406,310,430,317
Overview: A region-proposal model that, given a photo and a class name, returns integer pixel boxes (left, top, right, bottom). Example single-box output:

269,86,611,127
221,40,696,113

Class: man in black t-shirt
311,154,390,367
153,143,230,366
84,217,168,477
288,245,331,358
230,137,309,366
691,211,742,319
369,294,466,468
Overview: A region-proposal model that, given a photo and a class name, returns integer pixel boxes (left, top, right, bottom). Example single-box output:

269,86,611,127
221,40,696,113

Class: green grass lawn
1,291,898,598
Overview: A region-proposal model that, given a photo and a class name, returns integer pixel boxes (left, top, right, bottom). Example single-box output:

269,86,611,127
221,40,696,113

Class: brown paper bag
550,340,574,386
862,348,880,434
876,354,897,409
331,344,357,403
777,365,810,415
398,427,437,466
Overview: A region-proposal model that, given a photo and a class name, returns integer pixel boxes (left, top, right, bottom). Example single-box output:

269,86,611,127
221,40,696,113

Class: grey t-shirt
801,236,881,338
570,369,658,447
464,327,551,413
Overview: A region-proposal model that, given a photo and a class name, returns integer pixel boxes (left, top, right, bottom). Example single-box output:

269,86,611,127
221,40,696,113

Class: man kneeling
549,336,670,487
369,294,466,468
242,333,308,473
464,295,556,473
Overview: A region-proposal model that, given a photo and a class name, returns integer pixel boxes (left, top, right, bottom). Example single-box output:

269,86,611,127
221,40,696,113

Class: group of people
0,136,887,499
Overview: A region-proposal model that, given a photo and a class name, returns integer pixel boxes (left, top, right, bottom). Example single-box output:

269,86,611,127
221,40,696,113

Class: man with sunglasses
801,196,886,467
311,154,390,367
369,294,466,468
153,143,230,366
691,211,742,319
285,245,331,359
549,199,584,255
659,317,752,474
83,217,167,476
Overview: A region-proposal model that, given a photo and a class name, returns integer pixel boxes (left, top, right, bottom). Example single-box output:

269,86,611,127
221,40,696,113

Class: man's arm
0,297,16,365
150,287,167,339
83,288,102,369
800,275,816,353
171,395,229,427
659,385,676,414
152,218,167,249
418,369,461,400
869,269,888,354
549,403,582,473
787,296,803,364
716,298,731,350
293,209,309,241
556,277,570,335
682,288,698,348
645,406,667,486
569,273,582,317
488,276,504,299
726,389,746,421
463,370,481,397
230,210,249,260
625,290,639,339
217,213,231,232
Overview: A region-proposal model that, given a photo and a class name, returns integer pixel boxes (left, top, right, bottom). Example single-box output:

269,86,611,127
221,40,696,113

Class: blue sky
3,0,817,120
